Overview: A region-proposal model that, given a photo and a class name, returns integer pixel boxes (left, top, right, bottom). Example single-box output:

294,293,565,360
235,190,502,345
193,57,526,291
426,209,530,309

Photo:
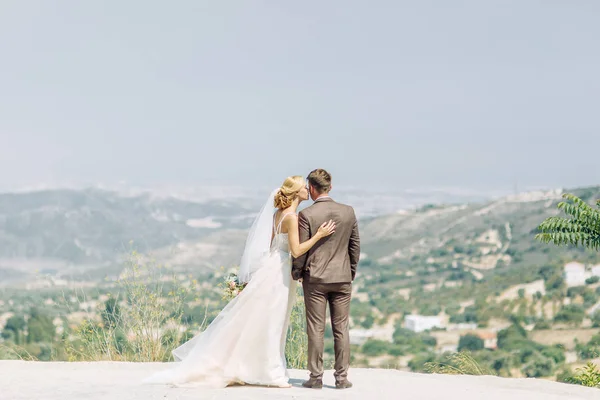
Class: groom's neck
315,193,330,201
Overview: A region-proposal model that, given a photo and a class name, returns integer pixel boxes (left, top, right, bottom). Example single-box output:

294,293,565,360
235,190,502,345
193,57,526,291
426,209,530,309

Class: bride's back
272,211,293,252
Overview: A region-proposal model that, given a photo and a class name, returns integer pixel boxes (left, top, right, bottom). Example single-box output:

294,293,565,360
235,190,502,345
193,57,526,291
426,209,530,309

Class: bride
145,176,335,388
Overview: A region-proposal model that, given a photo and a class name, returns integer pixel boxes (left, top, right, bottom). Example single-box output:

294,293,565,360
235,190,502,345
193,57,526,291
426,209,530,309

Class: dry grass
424,351,495,376
285,288,308,369
63,252,196,362
0,344,39,361
59,252,308,366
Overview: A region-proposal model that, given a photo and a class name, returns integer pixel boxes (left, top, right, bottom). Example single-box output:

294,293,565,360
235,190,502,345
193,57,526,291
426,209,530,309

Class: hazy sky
1,1,598,191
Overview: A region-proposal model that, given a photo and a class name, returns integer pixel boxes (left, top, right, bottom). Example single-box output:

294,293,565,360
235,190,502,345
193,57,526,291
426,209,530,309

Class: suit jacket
292,197,360,283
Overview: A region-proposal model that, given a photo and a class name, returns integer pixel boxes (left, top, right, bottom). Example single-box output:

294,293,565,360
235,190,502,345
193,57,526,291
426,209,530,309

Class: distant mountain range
1,185,598,286
1,183,516,217
0,188,255,283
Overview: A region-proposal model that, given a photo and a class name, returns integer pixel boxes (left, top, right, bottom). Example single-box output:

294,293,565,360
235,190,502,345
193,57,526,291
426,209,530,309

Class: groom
292,169,360,389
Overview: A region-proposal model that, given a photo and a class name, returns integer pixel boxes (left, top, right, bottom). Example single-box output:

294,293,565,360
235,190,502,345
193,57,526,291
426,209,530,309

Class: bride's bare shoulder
283,212,298,222
274,210,297,226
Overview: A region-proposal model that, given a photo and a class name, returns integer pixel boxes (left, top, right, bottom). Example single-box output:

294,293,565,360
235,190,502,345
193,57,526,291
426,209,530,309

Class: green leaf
535,193,600,251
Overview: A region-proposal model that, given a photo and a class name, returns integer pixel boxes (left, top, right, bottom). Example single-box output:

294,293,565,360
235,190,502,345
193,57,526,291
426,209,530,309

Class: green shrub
534,319,552,330
392,327,437,354
586,276,600,285
458,334,484,352
388,345,405,357
568,362,600,388
554,304,585,326
522,353,556,378
556,368,575,383
1,315,27,345
592,312,600,328
362,339,391,357
541,345,566,364
408,352,437,372
497,322,527,349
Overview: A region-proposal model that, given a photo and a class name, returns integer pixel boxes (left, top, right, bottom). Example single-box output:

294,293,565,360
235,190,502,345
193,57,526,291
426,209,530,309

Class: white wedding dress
145,213,297,388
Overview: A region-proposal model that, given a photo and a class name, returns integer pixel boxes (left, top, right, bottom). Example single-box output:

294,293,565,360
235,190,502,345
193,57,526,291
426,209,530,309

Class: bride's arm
285,215,335,258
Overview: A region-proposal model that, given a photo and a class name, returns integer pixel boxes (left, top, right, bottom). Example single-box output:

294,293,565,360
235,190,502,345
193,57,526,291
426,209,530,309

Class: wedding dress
144,211,297,388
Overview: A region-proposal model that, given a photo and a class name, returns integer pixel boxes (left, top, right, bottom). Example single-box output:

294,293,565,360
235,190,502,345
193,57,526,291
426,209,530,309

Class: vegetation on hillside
2,186,600,389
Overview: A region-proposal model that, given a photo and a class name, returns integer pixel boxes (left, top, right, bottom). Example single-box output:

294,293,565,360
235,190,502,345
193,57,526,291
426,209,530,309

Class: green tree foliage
554,304,585,326
101,297,121,330
497,322,528,350
449,305,478,324
541,345,566,364
408,352,437,372
362,339,392,356
539,264,561,281
582,290,598,307
1,315,26,345
536,193,600,250
586,276,600,285
534,319,552,330
592,312,600,328
522,353,556,378
575,334,600,360
458,334,484,352
488,352,513,376
26,308,55,344
568,362,600,388
392,327,437,354
567,286,586,298
361,314,375,329
556,368,575,383
545,274,565,292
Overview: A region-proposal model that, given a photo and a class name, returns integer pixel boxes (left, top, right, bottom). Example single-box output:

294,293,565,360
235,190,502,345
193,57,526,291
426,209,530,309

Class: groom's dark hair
307,169,331,194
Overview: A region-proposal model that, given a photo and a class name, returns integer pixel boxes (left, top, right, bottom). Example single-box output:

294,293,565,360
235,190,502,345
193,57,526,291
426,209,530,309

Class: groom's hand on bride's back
291,267,304,281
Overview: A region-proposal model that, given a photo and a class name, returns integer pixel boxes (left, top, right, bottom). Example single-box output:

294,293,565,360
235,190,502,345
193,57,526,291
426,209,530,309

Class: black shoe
302,378,323,389
335,380,353,389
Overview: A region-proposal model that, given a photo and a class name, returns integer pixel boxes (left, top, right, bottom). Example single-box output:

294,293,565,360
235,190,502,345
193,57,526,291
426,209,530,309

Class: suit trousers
302,281,352,382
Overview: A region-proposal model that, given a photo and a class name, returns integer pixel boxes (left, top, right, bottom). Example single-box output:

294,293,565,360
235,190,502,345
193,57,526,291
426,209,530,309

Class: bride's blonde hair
274,176,305,210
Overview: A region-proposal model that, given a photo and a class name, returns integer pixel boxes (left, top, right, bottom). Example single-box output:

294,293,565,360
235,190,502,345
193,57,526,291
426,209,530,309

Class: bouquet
221,273,247,300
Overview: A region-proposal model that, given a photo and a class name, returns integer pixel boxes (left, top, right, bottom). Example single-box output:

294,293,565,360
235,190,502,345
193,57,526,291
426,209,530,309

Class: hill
354,186,600,315
0,188,255,283
1,185,600,382
2,185,599,285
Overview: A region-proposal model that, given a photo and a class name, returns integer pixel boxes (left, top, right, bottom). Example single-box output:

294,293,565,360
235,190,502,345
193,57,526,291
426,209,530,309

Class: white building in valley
476,331,498,350
564,262,586,287
404,315,443,333
349,329,372,345
349,328,393,345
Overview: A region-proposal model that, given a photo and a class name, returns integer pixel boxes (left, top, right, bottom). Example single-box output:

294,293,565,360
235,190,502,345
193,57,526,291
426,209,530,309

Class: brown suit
292,197,360,382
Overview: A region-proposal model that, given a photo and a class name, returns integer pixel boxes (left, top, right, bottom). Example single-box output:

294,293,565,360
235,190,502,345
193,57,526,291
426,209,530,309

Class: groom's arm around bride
291,169,360,389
